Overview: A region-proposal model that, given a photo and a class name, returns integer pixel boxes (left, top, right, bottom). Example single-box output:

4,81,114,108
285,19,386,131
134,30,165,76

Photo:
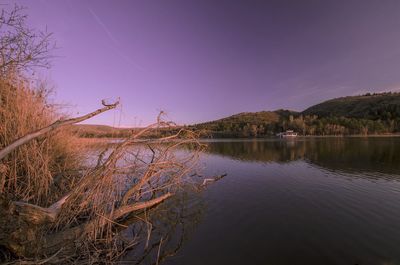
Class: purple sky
7,0,400,126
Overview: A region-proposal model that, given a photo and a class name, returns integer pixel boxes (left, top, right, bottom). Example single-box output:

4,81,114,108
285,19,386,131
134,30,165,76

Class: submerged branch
113,193,173,220
201,173,227,186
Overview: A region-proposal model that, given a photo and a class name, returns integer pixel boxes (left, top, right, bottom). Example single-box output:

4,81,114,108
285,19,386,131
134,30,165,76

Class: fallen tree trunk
39,193,173,255
0,192,174,258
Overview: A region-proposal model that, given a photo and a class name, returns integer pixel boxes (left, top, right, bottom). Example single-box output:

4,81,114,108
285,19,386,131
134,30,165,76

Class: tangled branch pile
0,83,205,263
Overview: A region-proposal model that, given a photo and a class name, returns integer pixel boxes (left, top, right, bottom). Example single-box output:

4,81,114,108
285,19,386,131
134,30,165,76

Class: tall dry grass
0,76,82,205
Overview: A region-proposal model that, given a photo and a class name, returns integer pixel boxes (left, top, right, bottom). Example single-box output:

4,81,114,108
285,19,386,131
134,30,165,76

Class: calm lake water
127,137,400,265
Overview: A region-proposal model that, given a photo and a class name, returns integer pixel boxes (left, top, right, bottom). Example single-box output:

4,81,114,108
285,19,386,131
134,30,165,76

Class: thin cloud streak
88,7,119,46
88,7,144,71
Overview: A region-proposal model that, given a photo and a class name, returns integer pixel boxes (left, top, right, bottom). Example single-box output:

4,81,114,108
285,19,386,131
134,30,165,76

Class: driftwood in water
201,173,227,186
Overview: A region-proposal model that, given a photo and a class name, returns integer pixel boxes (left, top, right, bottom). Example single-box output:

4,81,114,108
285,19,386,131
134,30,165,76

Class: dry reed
0,76,82,205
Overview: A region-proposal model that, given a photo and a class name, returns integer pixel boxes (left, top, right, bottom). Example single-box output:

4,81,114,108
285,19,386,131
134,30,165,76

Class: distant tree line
75,92,400,138
189,98,400,137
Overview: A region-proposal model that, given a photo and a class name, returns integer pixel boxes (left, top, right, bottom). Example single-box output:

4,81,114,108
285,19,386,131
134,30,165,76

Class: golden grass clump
0,76,82,205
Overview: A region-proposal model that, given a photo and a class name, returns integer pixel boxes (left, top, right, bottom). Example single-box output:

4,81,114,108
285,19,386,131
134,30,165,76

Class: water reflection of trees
205,138,400,175
205,140,307,163
121,190,205,264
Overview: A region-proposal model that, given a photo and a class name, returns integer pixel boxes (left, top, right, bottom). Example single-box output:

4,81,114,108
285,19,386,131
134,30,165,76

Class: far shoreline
76,133,400,144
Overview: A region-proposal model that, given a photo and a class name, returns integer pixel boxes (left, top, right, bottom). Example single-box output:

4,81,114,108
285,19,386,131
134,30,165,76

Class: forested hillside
189,92,400,137
303,92,400,119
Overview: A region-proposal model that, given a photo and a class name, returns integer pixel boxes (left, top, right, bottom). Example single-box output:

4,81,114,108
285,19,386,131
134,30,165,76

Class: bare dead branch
0,4,55,75
0,100,119,160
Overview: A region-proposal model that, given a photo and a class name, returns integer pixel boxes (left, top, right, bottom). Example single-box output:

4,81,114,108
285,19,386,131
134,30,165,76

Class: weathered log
38,193,173,257
0,193,73,256
0,195,44,257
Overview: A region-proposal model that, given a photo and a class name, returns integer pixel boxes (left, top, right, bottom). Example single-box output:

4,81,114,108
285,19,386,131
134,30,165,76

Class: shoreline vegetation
73,126,400,141
0,5,224,264
75,133,400,148
74,92,400,139
77,133,400,141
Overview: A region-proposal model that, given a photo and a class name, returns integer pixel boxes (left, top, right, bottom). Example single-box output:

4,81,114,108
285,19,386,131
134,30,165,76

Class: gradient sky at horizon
7,0,400,126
